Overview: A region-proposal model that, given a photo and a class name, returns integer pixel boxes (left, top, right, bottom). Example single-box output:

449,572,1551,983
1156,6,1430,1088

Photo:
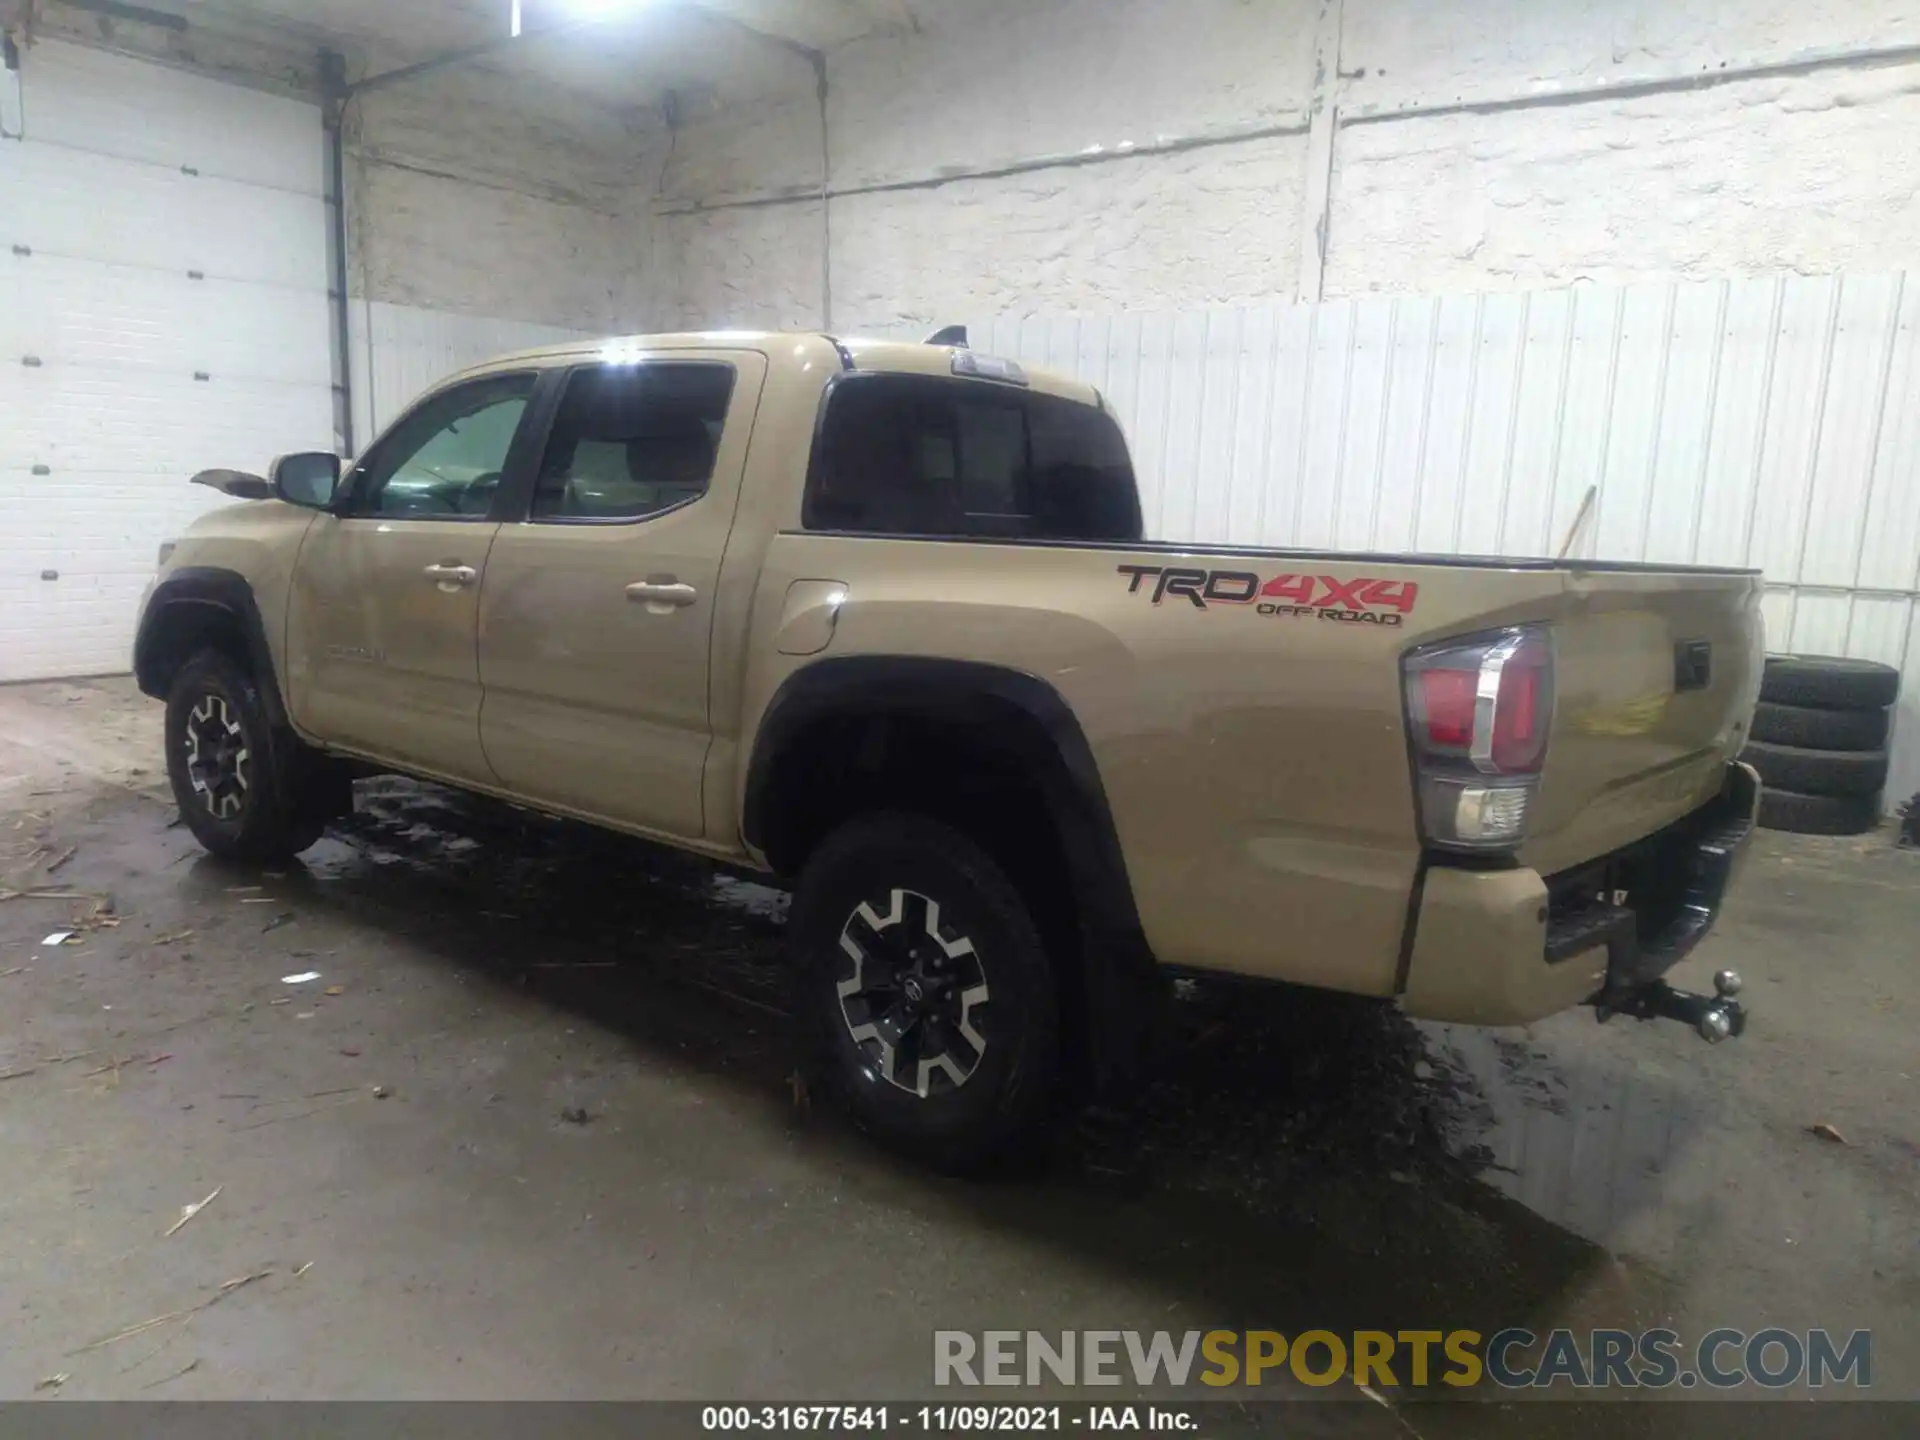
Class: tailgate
1521,567,1765,877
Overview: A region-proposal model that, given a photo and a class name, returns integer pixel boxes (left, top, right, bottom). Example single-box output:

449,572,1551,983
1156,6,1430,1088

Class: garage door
0,41,335,682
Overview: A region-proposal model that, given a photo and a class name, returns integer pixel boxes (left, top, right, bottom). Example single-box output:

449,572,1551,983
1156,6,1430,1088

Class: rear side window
531,362,735,522
804,375,1142,541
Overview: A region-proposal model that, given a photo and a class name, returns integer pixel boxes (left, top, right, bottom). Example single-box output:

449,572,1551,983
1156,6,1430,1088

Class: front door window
349,373,537,519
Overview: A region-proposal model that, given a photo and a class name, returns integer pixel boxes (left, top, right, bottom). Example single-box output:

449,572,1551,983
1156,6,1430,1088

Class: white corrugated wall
347,300,593,456
964,271,1920,809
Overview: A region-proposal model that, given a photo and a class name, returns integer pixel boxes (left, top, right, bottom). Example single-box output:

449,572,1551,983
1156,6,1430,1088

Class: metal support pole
1295,0,1343,303
320,48,354,456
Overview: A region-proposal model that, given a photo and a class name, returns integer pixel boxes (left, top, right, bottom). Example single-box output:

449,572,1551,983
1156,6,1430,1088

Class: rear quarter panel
739,538,1573,994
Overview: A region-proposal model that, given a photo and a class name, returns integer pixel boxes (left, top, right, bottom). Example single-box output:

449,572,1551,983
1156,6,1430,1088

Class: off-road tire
1757,787,1881,837
165,649,327,863
1759,655,1901,711
1749,700,1888,752
1741,740,1889,799
791,812,1060,1173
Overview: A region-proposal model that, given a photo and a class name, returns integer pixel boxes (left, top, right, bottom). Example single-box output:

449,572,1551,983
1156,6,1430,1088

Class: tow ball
1596,969,1747,1042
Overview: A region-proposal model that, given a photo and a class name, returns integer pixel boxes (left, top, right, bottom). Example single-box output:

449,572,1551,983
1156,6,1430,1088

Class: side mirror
270,451,342,510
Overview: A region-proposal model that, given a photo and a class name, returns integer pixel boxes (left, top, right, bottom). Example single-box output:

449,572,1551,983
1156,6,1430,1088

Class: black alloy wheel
165,650,327,863
835,886,993,1099
182,691,252,820
792,812,1060,1171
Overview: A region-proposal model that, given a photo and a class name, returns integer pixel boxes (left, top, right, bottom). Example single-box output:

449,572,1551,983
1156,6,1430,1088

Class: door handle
423,563,478,588
625,580,699,610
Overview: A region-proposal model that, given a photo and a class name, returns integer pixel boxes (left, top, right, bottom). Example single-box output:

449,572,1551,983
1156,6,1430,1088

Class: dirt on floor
0,678,1915,1431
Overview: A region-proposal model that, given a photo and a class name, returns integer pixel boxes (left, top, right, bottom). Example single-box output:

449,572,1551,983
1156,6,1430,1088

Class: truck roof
447,331,1101,407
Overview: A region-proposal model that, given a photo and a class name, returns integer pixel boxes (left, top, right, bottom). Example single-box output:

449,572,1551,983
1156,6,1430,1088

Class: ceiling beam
54,0,182,31
347,27,559,96
682,0,905,55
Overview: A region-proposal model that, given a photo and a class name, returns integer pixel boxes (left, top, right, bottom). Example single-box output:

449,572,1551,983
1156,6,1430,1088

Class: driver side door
285,370,541,784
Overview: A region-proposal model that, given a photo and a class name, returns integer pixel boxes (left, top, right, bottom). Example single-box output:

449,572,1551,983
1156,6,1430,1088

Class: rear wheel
166,650,326,863
791,812,1060,1172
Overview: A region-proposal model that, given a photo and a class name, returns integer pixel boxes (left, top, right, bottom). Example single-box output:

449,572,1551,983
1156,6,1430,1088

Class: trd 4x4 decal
1117,564,1419,626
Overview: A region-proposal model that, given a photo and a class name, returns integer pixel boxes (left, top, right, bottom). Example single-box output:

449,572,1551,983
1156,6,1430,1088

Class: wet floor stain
254,780,1642,1340
15,776,1912,1407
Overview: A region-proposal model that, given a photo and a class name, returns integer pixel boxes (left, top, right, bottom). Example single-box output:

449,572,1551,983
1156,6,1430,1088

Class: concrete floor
1,678,1915,1428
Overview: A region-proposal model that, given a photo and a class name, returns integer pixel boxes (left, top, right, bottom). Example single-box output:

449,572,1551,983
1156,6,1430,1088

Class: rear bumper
1400,761,1760,1026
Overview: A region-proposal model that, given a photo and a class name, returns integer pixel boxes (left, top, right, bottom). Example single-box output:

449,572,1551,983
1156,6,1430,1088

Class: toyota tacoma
134,330,1765,1168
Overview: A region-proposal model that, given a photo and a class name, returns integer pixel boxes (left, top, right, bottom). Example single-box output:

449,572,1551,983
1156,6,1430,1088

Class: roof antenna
925,325,968,348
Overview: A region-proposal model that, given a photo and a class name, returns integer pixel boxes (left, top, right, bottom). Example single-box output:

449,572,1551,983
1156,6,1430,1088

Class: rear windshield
804,374,1143,542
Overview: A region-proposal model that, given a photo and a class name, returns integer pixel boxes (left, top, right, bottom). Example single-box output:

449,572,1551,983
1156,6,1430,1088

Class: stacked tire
1744,656,1900,836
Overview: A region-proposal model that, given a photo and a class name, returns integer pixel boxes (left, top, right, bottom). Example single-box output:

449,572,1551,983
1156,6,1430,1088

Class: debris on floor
73,1270,274,1355
140,1357,200,1391
280,971,321,985
4,682,1915,1402
164,1186,222,1237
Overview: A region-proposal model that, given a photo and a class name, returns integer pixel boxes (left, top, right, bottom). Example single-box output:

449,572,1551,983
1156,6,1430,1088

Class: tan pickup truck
135,330,1765,1168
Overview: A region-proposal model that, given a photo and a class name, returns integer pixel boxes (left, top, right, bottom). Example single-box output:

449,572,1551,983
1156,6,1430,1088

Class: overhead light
563,0,657,14
512,0,656,32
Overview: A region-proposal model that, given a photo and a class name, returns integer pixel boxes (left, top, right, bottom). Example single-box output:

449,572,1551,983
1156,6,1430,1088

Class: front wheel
790,812,1061,1172
165,650,325,863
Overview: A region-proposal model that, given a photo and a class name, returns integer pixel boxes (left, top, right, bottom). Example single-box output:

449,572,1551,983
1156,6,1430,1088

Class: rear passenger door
477,352,766,841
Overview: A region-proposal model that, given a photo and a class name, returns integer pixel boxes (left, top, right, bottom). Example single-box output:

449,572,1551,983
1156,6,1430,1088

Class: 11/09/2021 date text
700,1406,1199,1432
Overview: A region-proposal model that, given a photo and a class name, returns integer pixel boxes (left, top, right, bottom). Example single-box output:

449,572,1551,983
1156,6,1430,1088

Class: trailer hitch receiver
1597,968,1746,1042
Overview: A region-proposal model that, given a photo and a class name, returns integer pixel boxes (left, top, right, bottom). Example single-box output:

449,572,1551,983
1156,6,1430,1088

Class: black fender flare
744,657,1159,1086
134,566,290,730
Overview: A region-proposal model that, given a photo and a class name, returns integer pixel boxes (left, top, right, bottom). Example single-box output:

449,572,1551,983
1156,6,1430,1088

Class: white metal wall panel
16,41,325,193
0,142,327,290
968,269,1920,810
0,254,333,385
0,41,333,683
348,300,594,453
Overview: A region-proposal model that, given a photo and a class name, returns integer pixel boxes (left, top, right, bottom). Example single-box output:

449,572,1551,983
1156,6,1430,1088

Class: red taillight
1489,639,1550,774
1417,668,1477,749
1404,628,1555,851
